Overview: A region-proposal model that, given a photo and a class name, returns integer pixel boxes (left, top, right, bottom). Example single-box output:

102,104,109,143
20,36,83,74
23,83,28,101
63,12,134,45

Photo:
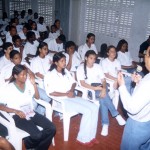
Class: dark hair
58,34,66,42
65,41,76,53
26,31,35,40
99,43,107,58
106,45,117,58
10,64,26,83
51,24,56,30
2,12,7,20
36,42,48,56
87,33,95,39
3,42,13,52
10,50,20,59
9,25,16,31
54,19,60,24
12,35,21,43
50,52,66,75
31,21,37,30
84,50,97,79
116,39,128,52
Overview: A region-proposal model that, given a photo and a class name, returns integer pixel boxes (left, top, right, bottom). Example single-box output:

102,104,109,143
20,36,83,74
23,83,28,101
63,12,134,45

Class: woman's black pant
13,113,56,150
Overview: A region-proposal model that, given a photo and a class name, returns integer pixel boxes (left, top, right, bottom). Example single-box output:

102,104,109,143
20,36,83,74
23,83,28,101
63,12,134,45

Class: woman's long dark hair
50,52,66,75
116,39,128,52
10,64,26,83
36,42,48,56
84,50,97,79
106,45,117,59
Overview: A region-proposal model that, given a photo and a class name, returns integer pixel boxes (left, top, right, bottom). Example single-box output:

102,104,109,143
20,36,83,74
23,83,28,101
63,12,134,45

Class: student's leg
121,118,150,150
30,113,56,150
64,97,99,143
13,115,43,149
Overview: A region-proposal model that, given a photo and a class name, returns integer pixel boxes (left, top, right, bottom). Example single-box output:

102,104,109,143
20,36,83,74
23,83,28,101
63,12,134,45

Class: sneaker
116,115,126,126
101,124,108,136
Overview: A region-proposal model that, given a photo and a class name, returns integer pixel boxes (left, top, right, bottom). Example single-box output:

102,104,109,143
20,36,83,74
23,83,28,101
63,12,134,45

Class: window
38,0,55,25
84,0,135,39
9,0,31,16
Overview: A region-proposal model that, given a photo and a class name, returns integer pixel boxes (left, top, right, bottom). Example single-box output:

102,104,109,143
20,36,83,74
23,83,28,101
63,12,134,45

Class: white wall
69,0,150,61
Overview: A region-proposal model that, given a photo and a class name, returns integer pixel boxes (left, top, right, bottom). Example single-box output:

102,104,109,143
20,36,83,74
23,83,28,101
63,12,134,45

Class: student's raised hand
117,72,125,86
15,110,26,119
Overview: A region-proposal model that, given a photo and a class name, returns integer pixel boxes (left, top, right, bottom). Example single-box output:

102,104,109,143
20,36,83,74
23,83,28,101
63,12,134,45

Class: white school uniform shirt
0,79,34,115
19,18,26,24
101,58,121,78
6,34,12,43
0,37,3,46
48,32,59,40
37,23,47,32
0,61,31,87
13,46,20,52
44,69,75,99
117,51,133,66
18,30,26,40
76,63,105,84
32,30,40,39
16,25,23,33
78,43,98,61
22,40,39,60
0,55,11,73
44,38,63,52
119,73,150,122
63,51,82,72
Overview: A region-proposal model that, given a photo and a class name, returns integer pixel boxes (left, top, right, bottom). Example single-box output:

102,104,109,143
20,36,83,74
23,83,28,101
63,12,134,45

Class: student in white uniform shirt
37,17,48,40
54,19,63,36
18,25,28,43
78,33,98,61
117,39,137,74
76,50,126,136
30,42,52,89
118,46,150,150
6,26,17,43
31,21,40,40
44,52,99,147
22,31,39,63
64,41,82,72
32,12,39,23
0,64,56,150
44,34,66,54
12,35,24,57
48,25,59,40
0,42,13,73
101,45,132,108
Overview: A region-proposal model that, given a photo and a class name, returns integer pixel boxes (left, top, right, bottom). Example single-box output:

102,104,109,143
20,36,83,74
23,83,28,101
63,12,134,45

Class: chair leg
63,115,70,141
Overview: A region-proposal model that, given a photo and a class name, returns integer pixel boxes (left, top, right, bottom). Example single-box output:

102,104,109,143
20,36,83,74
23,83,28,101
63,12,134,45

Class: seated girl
31,21,40,40
0,64,56,150
0,42,13,73
64,41,82,72
44,52,99,147
76,50,126,136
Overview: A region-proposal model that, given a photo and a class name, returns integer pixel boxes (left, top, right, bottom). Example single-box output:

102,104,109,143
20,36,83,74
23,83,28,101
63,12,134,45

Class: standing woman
118,47,150,150
44,52,99,147
0,64,56,150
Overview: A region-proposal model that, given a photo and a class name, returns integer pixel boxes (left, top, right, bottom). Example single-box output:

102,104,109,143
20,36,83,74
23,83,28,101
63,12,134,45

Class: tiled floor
48,108,126,150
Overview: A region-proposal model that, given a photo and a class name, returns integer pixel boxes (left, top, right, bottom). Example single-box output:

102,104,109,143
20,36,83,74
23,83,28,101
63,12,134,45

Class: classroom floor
48,107,126,150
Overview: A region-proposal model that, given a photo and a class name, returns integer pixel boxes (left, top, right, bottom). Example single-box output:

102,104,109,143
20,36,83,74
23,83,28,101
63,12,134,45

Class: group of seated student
0,9,149,150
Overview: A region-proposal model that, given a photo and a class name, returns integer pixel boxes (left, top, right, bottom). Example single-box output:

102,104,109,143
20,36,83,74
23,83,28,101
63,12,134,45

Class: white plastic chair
50,96,79,141
0,98,55,150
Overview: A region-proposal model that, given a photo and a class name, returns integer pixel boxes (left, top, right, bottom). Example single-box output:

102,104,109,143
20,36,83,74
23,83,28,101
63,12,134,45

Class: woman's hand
15,110,26,119
118,72,125,86
67,91,75,98
113,80,118,89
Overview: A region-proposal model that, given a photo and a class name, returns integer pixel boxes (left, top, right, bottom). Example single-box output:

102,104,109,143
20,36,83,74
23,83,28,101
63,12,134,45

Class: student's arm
105,73,117,81
49,50,58,54
66,54,73,71
0,104,26,118
35,72,44,79
29,74,39,99
80,80,103,91
121,65,135,69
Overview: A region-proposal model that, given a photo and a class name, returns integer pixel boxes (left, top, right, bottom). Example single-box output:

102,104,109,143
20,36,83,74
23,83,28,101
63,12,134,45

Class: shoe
76,140,94,147
101,124,108,136
91,138,99,144
116,115,126,126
